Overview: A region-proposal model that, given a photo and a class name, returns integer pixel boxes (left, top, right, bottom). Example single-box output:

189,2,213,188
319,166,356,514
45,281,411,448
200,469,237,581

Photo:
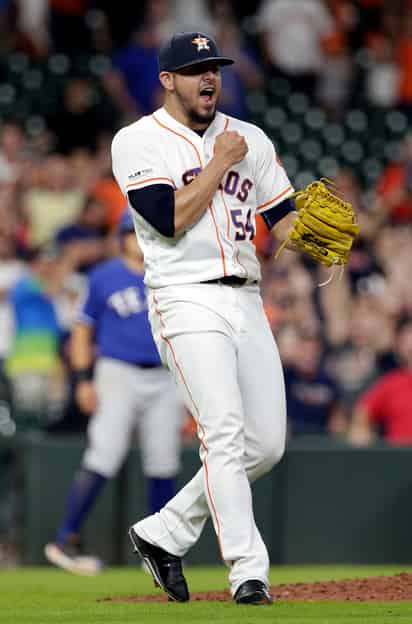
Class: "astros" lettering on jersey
182,168,253,203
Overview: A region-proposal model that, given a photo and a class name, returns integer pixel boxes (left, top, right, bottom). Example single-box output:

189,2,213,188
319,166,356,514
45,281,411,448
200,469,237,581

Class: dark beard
187,107,216,126
175,88,216,127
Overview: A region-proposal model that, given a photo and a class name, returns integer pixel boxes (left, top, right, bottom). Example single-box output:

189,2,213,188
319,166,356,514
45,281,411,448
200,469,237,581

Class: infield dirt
102,572,412,602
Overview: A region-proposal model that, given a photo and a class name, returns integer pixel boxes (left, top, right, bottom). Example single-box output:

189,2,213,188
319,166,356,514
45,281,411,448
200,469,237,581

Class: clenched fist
214,131,248,168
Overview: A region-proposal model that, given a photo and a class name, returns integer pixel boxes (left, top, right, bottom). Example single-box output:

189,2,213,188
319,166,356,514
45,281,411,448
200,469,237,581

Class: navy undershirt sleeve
128,184,175,237
261,197,296,231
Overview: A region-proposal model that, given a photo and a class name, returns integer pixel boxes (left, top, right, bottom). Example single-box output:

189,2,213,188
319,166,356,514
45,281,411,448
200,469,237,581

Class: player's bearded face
173,62,221,125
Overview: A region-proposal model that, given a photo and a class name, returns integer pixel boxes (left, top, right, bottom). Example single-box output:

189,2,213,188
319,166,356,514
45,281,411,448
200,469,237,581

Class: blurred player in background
44,209,183,575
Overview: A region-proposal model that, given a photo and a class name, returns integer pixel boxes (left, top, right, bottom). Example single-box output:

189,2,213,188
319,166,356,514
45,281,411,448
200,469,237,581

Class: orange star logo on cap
192,35,210,52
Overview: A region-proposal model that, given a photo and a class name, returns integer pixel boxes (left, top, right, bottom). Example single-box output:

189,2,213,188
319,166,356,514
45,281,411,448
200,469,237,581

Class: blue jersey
80,258,160,366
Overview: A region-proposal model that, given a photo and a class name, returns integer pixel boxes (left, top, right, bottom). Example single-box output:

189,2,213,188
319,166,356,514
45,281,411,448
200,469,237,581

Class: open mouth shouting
199,85,215,106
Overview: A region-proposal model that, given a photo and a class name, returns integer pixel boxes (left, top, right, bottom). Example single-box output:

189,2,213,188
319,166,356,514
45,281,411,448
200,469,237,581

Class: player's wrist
71,367,93,385
271,211,297,242
210,152,232,173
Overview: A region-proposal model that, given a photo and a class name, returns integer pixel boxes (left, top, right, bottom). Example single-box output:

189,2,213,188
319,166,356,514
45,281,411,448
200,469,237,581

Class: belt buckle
221,275,245,287
232,278,246,287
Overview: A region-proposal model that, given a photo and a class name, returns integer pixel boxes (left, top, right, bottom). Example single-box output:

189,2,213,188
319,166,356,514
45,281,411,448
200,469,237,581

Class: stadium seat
317,156,339,179
88,55,111,78
25,115,47,138
280,122,303,145
21,69,44,92
268,77,291,101
264,106,287,130
340,140,364,165
299,139,323,164
345,109,368,131
304,107,327,132
0,83,16,108
245,90,268,115
385,110,408,134
6,52,30,85
287,92,309,116
294,170,316,188
322,123,346,147
280,154,299,178
47,54,71,76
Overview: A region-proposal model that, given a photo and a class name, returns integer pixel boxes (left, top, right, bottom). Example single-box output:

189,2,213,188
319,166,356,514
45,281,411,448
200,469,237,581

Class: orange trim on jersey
256,184,293,211
126,176,175,190
211,117,229,270
152,114,203,168
152,113,227,275
151,292,225,562
219,114,230,237
220,117,250,275
208,201,227,276
219,189,231,239
219,190,248,276
256,184,292,210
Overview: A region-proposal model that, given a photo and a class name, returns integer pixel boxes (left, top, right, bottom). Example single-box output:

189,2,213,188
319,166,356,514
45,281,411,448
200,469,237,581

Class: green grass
1,566,412,623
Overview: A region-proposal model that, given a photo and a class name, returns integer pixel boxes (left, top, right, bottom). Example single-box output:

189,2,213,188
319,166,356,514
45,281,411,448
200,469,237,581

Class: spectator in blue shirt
55,195,109,273
103,24,163,122
283,326,346,437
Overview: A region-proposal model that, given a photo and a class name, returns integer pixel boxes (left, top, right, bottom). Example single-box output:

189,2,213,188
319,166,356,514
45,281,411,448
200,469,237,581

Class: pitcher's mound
101,572,412,603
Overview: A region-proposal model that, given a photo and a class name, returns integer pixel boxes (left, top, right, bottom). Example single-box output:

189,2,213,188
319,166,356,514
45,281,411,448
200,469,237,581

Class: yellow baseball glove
275,179,360,267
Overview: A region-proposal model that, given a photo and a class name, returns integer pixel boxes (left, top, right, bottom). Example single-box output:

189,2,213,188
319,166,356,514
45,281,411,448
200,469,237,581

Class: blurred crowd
0,0,412,452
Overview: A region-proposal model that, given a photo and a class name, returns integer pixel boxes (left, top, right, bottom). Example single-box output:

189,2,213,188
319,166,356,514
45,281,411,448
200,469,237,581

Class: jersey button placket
205,137,239,271
202,135,211,164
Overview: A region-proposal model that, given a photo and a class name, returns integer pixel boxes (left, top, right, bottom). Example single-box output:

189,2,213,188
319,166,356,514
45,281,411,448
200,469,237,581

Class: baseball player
111,32,299,605
44,210,183,575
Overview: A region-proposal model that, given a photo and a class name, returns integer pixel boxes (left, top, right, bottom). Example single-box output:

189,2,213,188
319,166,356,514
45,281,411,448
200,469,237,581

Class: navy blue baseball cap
158,32,234,73
118,209,135,235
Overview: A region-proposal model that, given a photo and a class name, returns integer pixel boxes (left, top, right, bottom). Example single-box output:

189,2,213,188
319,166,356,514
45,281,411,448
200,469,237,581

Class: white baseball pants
134,283,286,595
83,357,182,478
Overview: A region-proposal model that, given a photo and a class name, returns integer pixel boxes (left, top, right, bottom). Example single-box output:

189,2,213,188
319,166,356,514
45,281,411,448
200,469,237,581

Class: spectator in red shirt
373,133,412,224
349,316,412,446
395,7,412,109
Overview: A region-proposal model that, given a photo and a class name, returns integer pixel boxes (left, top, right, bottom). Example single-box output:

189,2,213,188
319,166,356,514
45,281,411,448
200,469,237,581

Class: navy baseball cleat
234,580,273,605
129,527,189,602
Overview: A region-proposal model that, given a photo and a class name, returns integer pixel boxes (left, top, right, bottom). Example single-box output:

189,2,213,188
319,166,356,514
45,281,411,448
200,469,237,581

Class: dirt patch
100,573,412,603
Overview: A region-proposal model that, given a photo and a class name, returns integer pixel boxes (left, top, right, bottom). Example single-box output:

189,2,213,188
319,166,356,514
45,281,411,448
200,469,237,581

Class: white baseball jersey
111,106,293,288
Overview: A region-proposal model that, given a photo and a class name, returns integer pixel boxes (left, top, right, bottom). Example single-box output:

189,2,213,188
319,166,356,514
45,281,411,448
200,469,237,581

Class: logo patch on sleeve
128,167,153,180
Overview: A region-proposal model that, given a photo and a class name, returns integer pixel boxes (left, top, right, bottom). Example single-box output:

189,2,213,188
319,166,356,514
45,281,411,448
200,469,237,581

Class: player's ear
159,71,175,92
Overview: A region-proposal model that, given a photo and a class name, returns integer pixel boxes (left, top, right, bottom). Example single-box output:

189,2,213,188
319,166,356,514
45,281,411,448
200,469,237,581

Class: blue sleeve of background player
78,272,102,325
